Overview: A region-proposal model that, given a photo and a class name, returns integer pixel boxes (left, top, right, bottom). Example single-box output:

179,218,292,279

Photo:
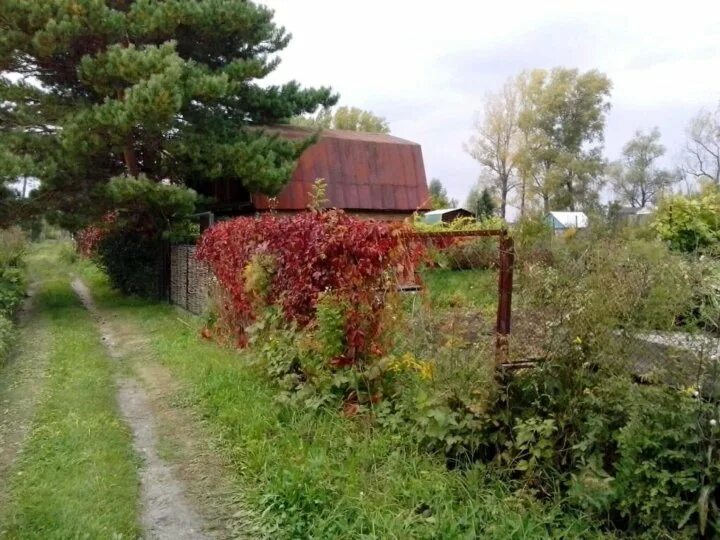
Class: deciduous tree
518,68,612,212
683,104,720,185
465,78,522,218
292,106,389,133
610,128,677,208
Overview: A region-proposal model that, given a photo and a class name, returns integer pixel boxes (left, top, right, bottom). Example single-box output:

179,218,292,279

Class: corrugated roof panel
250,127,430,213
357,184,371,208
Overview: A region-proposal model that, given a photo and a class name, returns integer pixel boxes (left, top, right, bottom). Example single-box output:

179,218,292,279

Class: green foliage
105,175,197,230
78,260,600,538
613,389,718,535
517,68,612,211
609,127,677,208
95,229,162,298
292,106,389,133
314,293,347,360
0,227,27,362
307,178,329,211
428,178,457,209
439,238,498,270
0,0,338,229
0,313,12,363
653,186,720,252
466,186,496,219
412,214,505,232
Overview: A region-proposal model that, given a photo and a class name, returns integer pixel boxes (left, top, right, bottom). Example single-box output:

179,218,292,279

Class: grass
75,250,600,539
0,243,140,539
421,268,497,313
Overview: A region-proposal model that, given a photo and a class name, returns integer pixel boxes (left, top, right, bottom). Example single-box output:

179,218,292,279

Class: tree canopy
683,104,720,185
518,68,612,212
466,185,496,219
609,128,677,208
0,0,337,229
466,68,612,217
292,106,389,133
465,78,521,218
427,178,457,209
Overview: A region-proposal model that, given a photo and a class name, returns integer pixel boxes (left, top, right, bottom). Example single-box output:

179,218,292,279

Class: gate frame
404,229,515,368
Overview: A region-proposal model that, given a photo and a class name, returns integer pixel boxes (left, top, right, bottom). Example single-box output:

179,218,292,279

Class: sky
262,0,720,207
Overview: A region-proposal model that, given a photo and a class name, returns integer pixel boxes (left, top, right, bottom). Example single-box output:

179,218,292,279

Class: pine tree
0,0,337,229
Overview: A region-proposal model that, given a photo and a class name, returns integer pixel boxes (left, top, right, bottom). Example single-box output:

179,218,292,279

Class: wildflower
711,419,717,427
573,336,583,345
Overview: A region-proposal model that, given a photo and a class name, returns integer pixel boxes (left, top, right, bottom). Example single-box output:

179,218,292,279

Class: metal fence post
495,233,514,367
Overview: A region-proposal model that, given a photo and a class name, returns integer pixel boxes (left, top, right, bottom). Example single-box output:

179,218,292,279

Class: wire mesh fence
395,229,720,396
505,237,720,395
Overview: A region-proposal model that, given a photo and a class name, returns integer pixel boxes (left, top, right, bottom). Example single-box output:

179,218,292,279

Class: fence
168,245,212,315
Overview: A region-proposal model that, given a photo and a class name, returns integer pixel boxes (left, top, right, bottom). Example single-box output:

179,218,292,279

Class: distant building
547,211,589,235
423,208,475,225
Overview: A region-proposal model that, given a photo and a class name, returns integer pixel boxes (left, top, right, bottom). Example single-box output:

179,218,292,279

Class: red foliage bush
75,213,118,258
75,225,106,258
196,210,421,361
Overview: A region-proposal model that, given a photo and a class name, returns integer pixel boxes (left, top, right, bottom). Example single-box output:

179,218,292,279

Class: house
198,126,431,220
547,211,589,235
423,208,475,224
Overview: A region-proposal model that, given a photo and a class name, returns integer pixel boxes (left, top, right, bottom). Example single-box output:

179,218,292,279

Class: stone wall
169,245,212,315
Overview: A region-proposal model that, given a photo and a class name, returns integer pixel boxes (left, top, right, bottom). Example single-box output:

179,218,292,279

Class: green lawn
421,268,497,313
0,244,140,539
74,253,598,539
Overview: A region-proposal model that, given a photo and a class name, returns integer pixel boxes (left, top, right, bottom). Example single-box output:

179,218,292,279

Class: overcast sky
262,0,720,206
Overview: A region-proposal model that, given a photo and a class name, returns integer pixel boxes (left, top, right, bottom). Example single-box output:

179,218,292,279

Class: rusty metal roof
252,126,431,212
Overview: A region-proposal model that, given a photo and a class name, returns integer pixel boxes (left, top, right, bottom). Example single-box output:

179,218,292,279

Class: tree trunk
500,178,508,219
543,193,550,214
117,89,140,177
123,132,140,177
519,175,526,218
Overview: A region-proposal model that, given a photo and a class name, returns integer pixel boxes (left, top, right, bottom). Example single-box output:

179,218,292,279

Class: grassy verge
422,268,497,312
77,253,599,538
0,243,139,539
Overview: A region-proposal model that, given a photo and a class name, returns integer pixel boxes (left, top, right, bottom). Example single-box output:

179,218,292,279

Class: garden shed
199,126,431,220
423,208,475,224
547,211,589,234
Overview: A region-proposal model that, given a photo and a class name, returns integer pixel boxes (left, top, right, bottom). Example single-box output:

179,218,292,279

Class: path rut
71,279,211,540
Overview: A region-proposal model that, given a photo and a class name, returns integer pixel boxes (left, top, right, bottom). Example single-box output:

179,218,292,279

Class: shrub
613,388,719,535
95,230,163,298
77,177,197,298
653,185,720,253
0,227,27,364
0,226,26,267
197,210,419,364
440,238,497,270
